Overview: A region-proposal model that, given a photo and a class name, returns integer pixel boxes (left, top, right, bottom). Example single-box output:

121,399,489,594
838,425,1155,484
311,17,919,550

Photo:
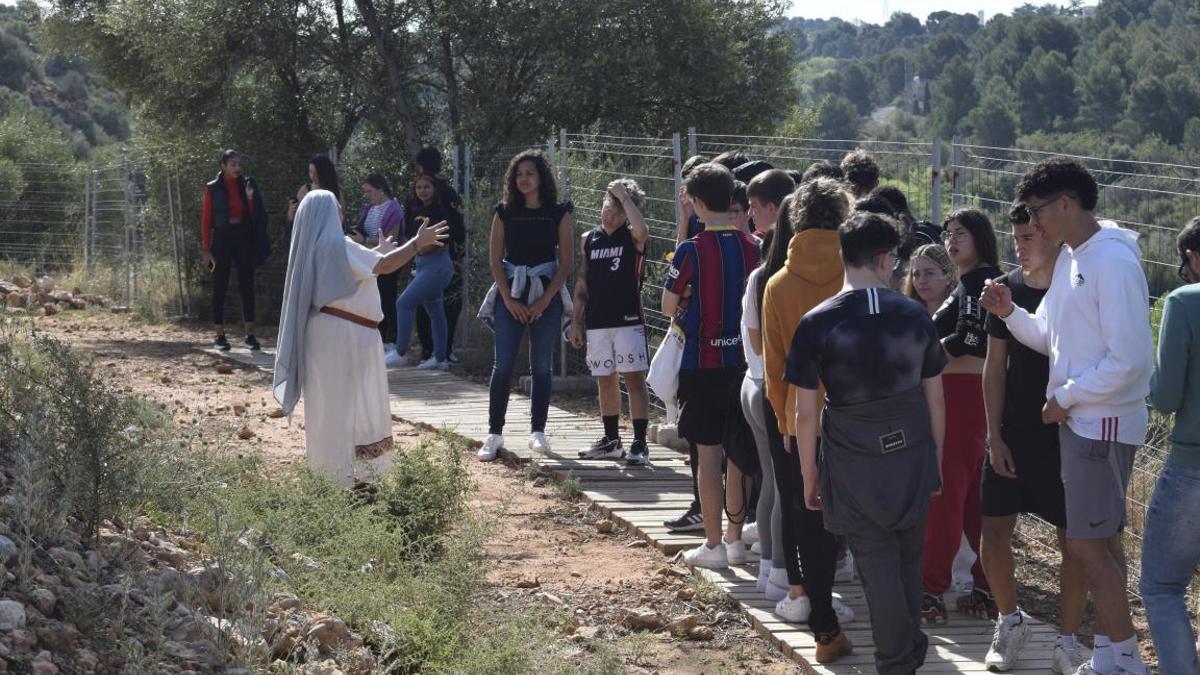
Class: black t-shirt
933,265,1002,359
584,224,644,329
984,268,1051,430
786,287,947,407
496,200,572,266
406,199,466,260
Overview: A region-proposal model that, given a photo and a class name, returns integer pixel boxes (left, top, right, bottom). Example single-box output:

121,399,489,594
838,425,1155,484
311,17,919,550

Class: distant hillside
781,0,1200,161
0,2,131,158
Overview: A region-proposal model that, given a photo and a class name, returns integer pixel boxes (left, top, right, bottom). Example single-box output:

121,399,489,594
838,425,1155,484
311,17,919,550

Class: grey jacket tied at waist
477,260,573,331
818,387,941,535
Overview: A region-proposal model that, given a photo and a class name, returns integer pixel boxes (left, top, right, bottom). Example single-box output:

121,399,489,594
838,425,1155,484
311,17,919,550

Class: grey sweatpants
740,375,782,568
846,520,929,675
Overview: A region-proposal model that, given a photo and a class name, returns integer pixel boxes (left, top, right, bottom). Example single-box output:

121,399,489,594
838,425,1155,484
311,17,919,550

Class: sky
786,0,1092,24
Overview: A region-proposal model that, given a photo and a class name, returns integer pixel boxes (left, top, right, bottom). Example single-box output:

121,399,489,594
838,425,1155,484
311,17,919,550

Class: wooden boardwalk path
213,345,1058,673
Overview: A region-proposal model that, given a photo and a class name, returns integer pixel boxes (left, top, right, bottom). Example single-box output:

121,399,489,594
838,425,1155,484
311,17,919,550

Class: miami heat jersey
584,224,644,328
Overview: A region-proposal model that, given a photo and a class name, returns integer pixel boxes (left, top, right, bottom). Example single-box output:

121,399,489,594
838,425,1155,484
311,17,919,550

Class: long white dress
302,238,394,486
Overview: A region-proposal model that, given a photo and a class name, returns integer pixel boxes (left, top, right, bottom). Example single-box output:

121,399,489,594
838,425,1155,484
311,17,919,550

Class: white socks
1056,634,1077,647
1092,635,1113,673
1000,609,1023,628
1112,635,1147,675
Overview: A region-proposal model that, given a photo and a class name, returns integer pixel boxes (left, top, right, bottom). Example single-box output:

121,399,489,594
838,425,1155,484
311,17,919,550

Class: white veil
272,190,357,417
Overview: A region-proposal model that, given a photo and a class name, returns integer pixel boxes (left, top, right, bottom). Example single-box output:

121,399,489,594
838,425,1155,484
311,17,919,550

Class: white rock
0,599,27,630
0,534,17,567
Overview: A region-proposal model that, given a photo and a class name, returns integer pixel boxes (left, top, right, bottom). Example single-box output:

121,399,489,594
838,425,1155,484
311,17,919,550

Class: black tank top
584,224,644,329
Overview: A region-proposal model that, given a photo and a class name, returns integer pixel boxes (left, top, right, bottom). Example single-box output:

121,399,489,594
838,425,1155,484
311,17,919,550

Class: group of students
472,145,1200,675
201,147,467,369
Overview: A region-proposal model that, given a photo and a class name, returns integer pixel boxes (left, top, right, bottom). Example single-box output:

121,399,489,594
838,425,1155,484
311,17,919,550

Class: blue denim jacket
477,260,573,331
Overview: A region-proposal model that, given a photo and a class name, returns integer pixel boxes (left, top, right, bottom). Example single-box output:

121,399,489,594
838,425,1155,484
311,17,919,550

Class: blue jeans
395,253,453,361
488,294,563,434
1140,456,1200,675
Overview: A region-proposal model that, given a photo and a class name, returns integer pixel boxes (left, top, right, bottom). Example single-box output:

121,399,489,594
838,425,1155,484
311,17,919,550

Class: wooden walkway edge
210,345,1056,673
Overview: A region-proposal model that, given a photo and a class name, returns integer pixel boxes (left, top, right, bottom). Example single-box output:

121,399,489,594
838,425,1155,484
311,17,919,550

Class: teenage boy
746,170,795,235
980,203,1088,673
570,179,652,466
981,158,1153,675
840,149,881,199
200,148,269,351
788,212,945,671
664,163,760,569
666,153,711,533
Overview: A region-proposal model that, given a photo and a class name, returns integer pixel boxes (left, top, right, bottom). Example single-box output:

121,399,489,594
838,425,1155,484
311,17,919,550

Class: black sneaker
921,592,949,626
447,352,461,366
956,588,998,619
214,334,231,351
626,440,649,466
245,334,262,351
578,436,624,460
663,502,704,532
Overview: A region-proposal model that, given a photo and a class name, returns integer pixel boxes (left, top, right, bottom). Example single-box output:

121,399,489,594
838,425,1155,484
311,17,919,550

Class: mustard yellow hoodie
762,229,844,436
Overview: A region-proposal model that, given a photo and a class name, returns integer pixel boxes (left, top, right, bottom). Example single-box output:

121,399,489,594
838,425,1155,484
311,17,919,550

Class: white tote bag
647,321,685,423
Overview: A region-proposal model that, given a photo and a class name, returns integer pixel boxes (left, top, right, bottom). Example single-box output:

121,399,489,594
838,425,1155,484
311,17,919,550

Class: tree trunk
354,0,423,164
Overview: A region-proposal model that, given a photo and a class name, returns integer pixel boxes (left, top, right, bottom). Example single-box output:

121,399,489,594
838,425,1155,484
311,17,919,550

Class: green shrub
0,330,160,542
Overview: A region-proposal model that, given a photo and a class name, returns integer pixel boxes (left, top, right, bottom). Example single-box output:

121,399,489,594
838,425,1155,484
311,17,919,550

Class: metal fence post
461,146,473,352
82,169,91,278
930,137,943,227
452,144,461,198
951,135,964,209
672,132,683,228
175,172,192,316
687,127,697,156
557,128,569,378
89,168,98,281
166,167,185,317
122,151,132,305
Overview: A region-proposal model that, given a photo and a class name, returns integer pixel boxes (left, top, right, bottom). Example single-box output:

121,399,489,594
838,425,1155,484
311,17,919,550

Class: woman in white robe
274,189,447,486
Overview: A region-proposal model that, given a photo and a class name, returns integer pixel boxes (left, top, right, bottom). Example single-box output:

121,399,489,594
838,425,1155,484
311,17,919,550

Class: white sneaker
750,541,762,555
383,343,397,357
985,612,1033,672
775,593,812,623
757,562,772,593
477,434,503,462
833,597,856,624
766,567,789,602
528,432,551,452
1052,639,1088,674
416,357,448,370
834,550,856,583
724,537,747,565
384,350,409,368
683,541,728,569
1072,665,1142,675
742,522,759,545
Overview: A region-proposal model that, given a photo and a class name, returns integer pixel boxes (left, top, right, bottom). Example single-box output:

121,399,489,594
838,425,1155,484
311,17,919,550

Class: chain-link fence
1,155,193,315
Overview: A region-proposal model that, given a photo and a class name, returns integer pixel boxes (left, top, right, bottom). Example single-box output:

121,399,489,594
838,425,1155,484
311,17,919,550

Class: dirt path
35,312,801,674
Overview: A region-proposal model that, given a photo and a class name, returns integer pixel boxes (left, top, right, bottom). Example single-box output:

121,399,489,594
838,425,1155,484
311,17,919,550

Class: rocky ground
3,306,799,673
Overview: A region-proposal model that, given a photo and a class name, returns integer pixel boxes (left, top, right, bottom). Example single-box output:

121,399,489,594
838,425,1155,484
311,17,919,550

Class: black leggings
416,272,463,358
763,399,840,634
378,271,399,343
210,226,255,326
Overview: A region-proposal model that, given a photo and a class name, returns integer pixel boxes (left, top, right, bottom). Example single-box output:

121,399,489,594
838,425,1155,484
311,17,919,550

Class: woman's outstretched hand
416,219,450,251
375,235,397,255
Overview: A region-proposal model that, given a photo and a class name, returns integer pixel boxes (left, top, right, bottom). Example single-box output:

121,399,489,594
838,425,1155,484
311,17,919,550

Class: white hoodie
1003,221,1152,445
